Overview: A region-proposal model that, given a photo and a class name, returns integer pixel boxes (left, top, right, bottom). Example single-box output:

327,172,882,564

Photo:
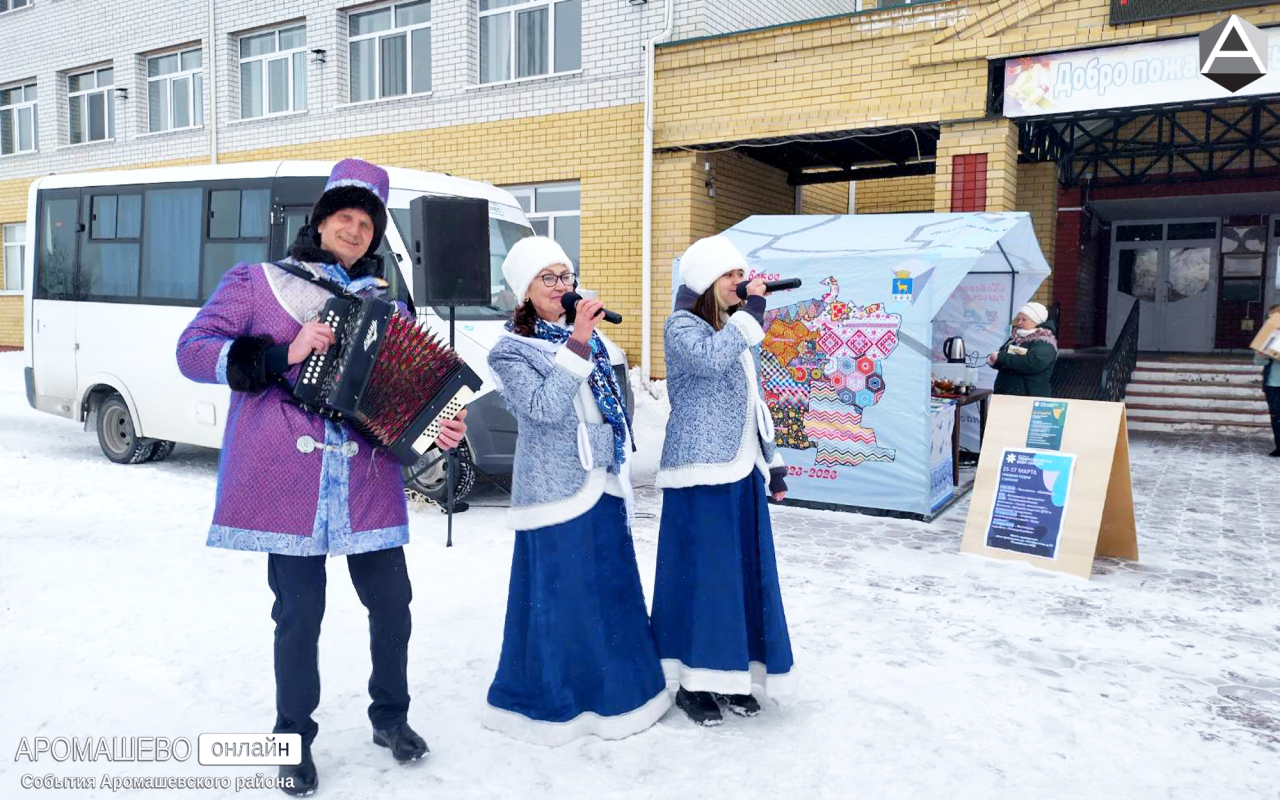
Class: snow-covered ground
2,349,1279,800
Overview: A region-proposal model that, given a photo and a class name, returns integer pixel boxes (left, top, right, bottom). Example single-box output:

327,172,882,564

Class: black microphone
737,278,803,301
561,292,623,324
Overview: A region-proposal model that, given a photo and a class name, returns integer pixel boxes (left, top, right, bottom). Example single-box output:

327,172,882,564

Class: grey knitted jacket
656,287,786,492
488,332,623,530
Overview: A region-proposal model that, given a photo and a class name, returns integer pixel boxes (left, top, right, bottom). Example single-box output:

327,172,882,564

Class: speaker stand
446,304,457,548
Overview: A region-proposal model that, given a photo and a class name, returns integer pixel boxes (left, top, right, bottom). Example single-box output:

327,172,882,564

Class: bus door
30,189,81,417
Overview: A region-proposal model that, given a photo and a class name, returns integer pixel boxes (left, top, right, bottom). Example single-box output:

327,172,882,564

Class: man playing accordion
177,159,466,796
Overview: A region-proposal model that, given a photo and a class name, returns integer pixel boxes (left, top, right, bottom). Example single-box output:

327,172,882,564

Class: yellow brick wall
934,119,1020,213
854,175,934,214
0,176,29,347
651,149,718,376
1017,161,1058,306
654,5,991,149
710,152,795,232
800,182,850,215
0,295,21,347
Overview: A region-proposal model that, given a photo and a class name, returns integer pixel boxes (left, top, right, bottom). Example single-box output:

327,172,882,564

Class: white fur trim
501,236,574,303
575,422,593,471
481,688,672,747
655,372,757,488
727,310,765,347
662,659,796,699
554,344,595,379
505,468,607,531
679,235,748,295
655,348,773,490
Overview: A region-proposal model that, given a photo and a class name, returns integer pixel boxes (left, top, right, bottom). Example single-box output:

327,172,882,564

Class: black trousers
1266,384,1280,451
268,547,413,749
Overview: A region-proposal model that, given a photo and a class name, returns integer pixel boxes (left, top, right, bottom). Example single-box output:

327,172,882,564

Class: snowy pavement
1,350,1279,800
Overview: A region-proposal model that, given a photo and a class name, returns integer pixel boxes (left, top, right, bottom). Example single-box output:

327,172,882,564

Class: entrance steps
1125,355,1271,435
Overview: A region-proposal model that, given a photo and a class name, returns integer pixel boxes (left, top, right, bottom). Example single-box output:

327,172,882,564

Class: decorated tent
709,212,1051,518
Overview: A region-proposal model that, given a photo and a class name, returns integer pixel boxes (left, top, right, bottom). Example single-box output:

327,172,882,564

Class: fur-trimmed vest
656,287,785,492
487,332,629,531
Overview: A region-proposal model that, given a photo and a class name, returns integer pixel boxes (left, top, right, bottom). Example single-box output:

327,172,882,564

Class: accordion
292,295,481,466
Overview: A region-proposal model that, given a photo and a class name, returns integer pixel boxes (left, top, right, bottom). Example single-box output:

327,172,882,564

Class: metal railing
1100,298,1140,402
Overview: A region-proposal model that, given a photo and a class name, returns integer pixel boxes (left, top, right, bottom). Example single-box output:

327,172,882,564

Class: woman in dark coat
987,301,1058,397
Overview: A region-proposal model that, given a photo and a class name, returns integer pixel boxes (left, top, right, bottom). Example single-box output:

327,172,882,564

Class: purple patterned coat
176,259,409,556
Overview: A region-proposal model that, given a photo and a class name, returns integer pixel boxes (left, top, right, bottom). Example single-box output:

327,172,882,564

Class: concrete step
1126,380,1263,398
1128,418,1273,436
1130,367,1261,386
1126,404,1270,424
1124,392,1268,411
1135,356,1257,371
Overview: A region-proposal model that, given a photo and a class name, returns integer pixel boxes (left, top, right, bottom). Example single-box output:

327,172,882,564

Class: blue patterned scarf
513,317,632,472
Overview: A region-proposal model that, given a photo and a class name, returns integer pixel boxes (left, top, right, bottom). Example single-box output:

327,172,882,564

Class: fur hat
679,235,748,295
297,159,390,265
501,236,574,304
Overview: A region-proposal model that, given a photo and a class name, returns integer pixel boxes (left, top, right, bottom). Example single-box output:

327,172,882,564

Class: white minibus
21,161,631,502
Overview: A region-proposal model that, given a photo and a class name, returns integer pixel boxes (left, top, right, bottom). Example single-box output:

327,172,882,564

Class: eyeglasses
538,273,578,288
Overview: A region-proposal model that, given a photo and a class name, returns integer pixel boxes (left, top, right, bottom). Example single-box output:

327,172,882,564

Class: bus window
81,192,141,299
203,187,270,299
141,187,202,300
37,194,79,300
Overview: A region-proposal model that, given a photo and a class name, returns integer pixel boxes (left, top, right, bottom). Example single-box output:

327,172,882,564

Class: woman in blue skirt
654,234,795,727
482,236,671,745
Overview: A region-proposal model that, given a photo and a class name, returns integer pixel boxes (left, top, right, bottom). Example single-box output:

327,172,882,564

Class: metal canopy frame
1017,96,1280,187
655,124,941,186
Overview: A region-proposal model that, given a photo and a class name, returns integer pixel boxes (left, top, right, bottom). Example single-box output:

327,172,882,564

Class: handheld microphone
737,277,803,301
562,292,623,325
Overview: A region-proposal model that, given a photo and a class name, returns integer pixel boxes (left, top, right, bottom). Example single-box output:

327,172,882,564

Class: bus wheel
146,440,177,463
97,393,156,465
403,439,476,506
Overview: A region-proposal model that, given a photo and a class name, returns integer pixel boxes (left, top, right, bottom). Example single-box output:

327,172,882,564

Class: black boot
278,747,317,797
718,693,762,717
372,722,429,762
676,688,723,727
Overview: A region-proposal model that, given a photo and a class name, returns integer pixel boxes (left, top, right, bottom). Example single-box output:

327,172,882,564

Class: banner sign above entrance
1003,26,1280,118
1111,0,1280,26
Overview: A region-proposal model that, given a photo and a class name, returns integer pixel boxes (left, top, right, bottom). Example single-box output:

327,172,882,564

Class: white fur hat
501,236,574,304
1019,301,1049,326
678,235,748,295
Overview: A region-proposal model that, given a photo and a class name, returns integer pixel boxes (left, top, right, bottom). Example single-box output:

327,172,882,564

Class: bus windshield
388,206,531,321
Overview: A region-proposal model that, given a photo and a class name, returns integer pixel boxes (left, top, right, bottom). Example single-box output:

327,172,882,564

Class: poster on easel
961,396,1137,580
985,448,1076,559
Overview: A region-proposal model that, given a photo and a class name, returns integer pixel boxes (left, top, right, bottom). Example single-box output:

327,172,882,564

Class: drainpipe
641,0,675,379
208,0,218,165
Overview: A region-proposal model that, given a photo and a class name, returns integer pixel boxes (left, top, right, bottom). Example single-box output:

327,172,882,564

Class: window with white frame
0,83,37,156
349,0,432,103
505,182,580,268
0,1,33,13
68,67,114,145
239,25,307,119
479,0,580,85
3,223,24,291
148,48,204,133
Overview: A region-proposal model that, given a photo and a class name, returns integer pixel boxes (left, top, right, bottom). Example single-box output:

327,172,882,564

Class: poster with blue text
985,448,1077,559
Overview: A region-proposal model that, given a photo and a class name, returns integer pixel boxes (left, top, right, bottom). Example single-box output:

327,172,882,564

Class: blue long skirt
483,495,671,745
652,472,795,698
